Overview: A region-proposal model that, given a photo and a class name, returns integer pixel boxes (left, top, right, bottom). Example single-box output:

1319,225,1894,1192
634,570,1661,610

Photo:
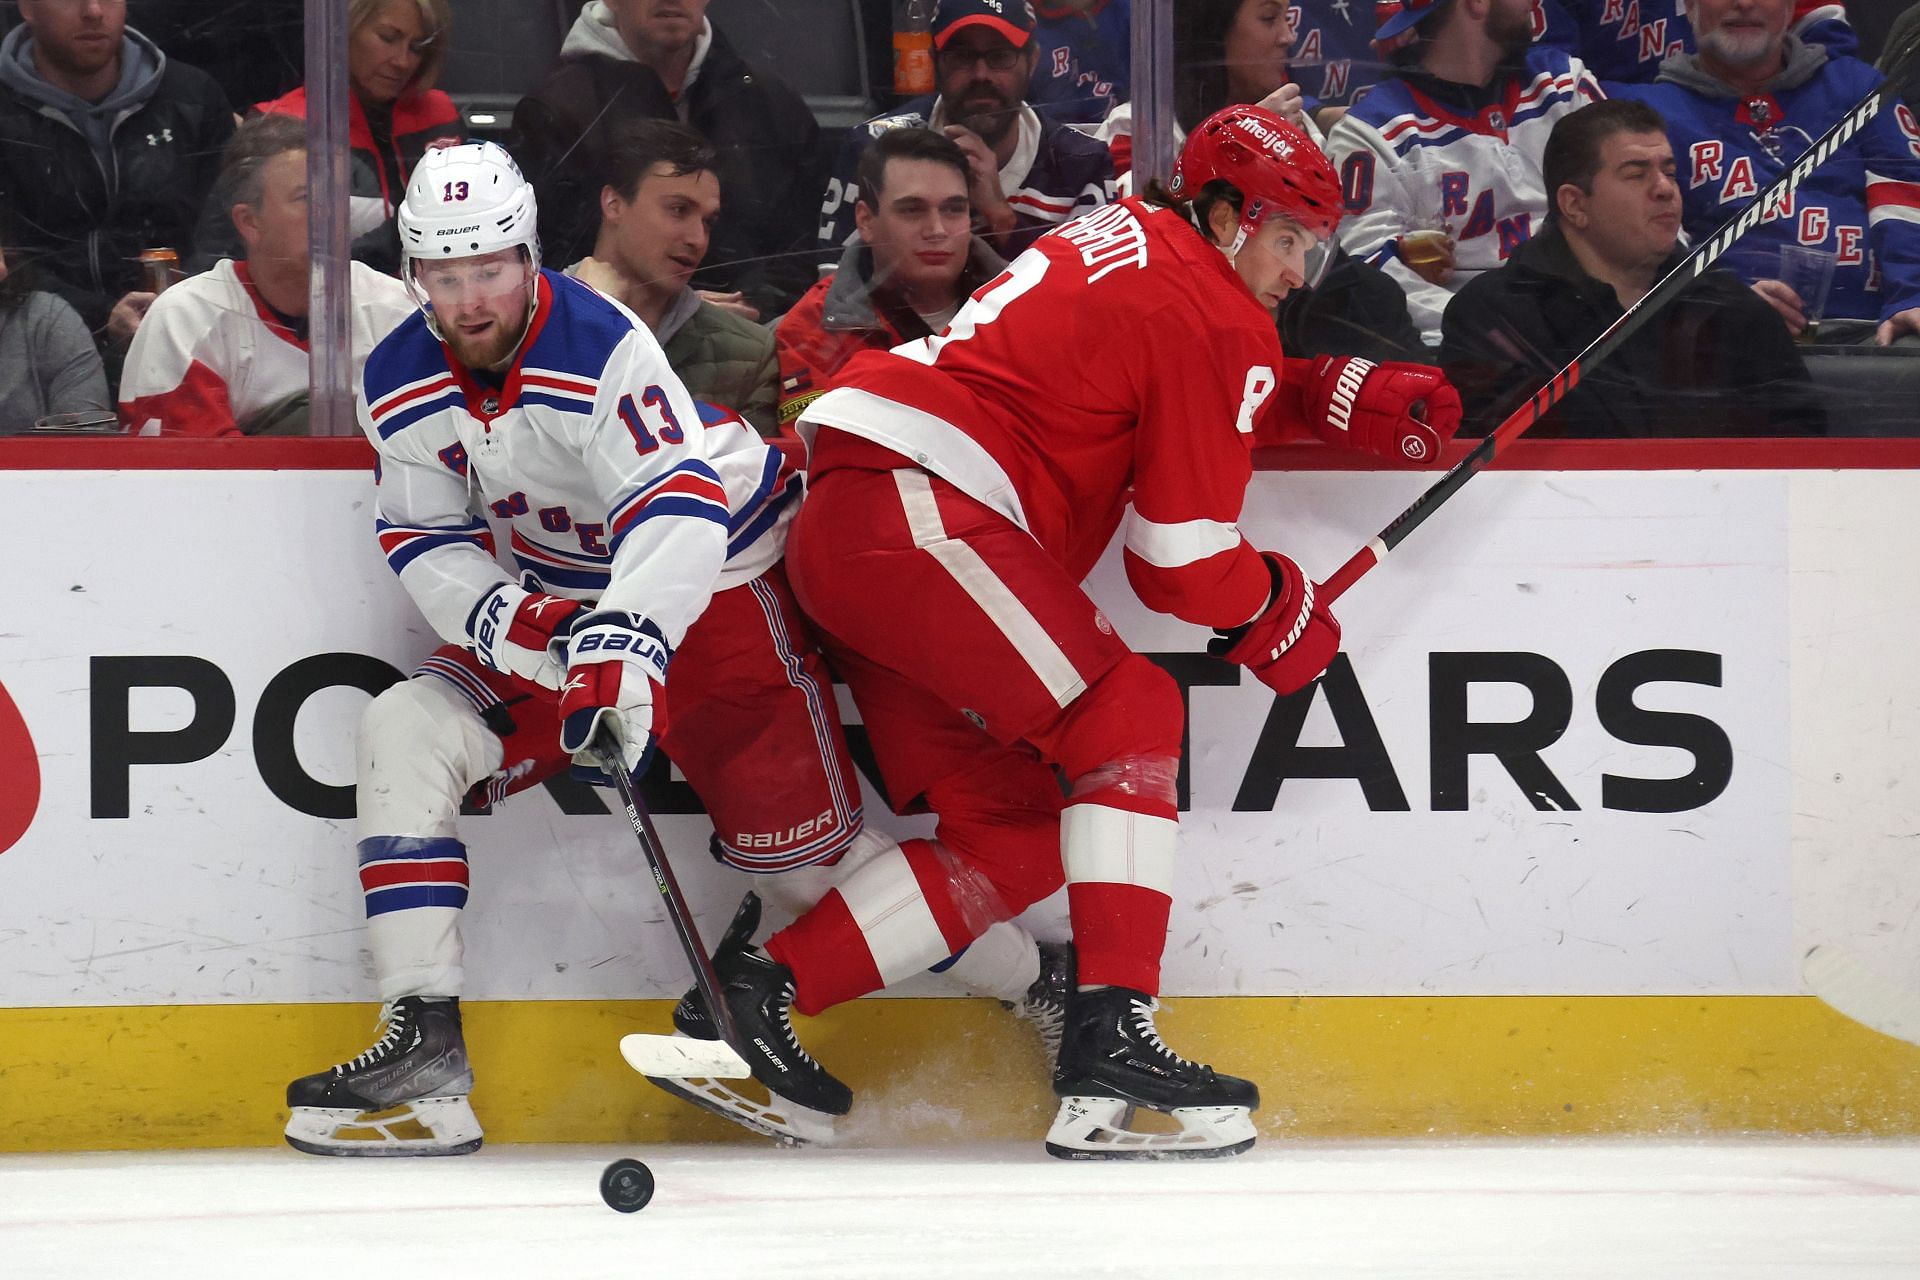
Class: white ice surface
3,1141,1919,1279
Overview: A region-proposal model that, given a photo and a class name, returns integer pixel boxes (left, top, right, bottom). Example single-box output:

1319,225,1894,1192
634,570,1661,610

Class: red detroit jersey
800,197,1316,631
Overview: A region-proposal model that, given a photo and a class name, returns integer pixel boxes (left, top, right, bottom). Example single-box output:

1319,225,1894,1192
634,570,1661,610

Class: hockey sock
931,920,1041,1002
768,837,1004,1015
1061,758,1178,995
360,835,470,1001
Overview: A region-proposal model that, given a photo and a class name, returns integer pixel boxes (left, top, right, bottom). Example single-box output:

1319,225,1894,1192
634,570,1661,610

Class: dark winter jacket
512,9,822,316
252,85,465,276
1440,222,1825,437
1277,247,1431,364
0,24,234,335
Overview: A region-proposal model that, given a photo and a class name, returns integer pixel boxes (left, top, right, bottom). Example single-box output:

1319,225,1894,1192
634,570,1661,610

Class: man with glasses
819,0,1114,264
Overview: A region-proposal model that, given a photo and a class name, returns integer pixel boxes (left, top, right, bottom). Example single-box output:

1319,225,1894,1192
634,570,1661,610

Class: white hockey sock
933,920,1041,1002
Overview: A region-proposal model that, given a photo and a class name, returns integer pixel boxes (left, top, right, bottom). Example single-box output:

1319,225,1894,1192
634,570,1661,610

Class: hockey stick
1318,28,1920,606
1803,943,1920,1047
597,739,754,1080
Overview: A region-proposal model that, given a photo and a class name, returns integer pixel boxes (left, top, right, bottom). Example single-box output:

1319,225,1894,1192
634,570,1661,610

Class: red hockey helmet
1169,105,1345,249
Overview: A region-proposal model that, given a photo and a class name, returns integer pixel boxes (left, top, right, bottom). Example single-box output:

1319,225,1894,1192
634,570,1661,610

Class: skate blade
1044,1096,1256,1161
620,1031,753,1079
283,1097,482,1157
643,1073,837,1146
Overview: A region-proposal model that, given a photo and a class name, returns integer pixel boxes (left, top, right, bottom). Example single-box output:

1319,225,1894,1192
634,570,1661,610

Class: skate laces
1129,998,1196,1070
775,979,822,1070
340,1002,411,1074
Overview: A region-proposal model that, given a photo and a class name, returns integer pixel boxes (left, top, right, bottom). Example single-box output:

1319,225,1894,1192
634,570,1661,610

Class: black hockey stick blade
596,735,753,1078
1319,30,1920,605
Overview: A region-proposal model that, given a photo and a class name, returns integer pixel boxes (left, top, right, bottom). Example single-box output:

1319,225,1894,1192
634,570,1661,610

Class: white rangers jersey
1323,47,1604,343
120,259,413,436
358,269,799,655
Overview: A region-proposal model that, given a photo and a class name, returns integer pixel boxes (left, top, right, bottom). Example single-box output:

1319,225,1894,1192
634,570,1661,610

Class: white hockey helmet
398,142,541,320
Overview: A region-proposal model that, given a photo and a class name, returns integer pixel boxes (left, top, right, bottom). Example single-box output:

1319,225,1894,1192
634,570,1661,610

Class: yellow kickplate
2,996,1919,1152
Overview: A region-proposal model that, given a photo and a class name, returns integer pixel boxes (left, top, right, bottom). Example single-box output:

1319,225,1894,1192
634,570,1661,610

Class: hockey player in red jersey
664,105,1463,1159
282,143,1067,1155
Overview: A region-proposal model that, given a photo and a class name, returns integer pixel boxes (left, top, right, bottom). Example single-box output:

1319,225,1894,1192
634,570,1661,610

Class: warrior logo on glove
1308,355,1462,463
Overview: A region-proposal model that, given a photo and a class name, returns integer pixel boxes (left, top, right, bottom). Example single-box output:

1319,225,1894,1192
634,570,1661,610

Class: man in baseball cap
1371,0,1446,56
818,0,1112,264
933,0,1037,49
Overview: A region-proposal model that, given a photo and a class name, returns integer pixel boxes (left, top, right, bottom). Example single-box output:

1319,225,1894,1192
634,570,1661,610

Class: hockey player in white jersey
284,142,1066,1155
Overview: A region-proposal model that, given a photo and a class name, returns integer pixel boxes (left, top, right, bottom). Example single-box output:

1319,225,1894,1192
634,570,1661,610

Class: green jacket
657,291,779,437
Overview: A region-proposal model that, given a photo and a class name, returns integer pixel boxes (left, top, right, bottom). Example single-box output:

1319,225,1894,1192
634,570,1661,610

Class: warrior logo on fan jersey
0,679,40,854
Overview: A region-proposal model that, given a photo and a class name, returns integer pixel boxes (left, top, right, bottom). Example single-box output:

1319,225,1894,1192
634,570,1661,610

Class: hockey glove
467,580,586,691
1208,552,1341,696
1308,355,1462,464
559,610,671,779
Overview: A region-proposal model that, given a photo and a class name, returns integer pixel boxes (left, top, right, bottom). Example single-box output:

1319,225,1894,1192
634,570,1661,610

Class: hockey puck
599,1157,655,1213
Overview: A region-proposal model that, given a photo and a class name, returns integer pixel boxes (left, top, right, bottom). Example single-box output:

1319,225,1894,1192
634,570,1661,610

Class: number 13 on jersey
617,387,686,455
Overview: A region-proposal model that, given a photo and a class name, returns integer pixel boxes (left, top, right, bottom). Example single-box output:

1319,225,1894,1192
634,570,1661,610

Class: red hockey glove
1208,552,1341,696
1308,355,1461,464
467,581,587,690
559,610,671,779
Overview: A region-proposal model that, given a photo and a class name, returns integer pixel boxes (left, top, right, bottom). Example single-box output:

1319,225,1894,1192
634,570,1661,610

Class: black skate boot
644,893,850,1145
1046,986,1258,1160
1003,941,1076,1061
284,996,481,1156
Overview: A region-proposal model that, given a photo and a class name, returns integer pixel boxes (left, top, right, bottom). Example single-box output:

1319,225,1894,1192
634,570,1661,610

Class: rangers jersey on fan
120,260,412,436
798,198,1317,632
1535,0,1852,84
818,96,1114,263
359,269,799,655
1324,46,1603,342
1289,0,1392,110
1028,0,1131,124
1610,44,1920,323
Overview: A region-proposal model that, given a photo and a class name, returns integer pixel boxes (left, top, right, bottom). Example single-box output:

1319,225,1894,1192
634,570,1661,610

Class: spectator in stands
1608,0,1920,345
565,120,778,435
1535,0,1854,84
0,201,109,435
776,127,1004,432
1322,0,1604,344
1098,0,1319,185
0,0,233,356
1028,0,1131,124
821,0,1114,264
1440,100,1823,435
118,115,414,437
512,0,821,318
1290,0,1393,126
252,0,463,277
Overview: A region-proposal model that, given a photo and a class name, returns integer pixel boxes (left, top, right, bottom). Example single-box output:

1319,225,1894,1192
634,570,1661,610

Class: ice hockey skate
1046,985,1258,1160
284,996,482,1156
640,894,850,1145
1004,941,1076,1060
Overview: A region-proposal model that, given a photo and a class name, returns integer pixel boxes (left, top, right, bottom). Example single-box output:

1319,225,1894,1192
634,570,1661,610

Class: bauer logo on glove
1308,355,1462,463
559,610,671,780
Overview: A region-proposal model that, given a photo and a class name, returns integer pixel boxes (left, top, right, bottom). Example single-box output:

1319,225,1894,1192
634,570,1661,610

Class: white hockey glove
466,580,586,690
558,610,671,778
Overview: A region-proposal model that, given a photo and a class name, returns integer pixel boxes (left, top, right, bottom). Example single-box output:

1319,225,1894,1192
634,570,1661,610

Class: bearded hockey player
283,142,1064,1155
653,106,1462,1159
